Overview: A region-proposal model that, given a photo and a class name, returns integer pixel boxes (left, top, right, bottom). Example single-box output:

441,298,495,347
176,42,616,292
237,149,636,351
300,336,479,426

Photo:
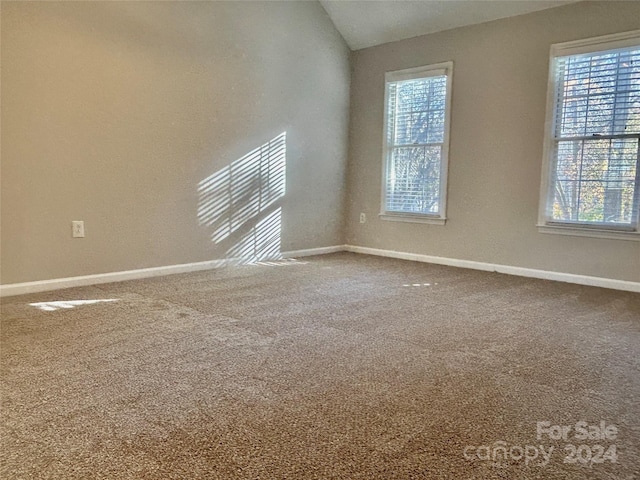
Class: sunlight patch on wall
226,207,282,263
197,133,286,264
30,299,119,312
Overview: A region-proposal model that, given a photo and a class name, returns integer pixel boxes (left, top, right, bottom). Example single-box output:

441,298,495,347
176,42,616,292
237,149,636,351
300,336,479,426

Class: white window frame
380,62,453,225
538,30,640,241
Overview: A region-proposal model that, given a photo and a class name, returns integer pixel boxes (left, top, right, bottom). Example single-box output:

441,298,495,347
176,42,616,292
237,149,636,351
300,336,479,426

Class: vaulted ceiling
319,0,581,50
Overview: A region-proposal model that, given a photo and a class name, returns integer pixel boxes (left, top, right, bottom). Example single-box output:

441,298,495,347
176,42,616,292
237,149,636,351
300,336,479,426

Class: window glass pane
386,146,441,214
557,48,640,138
551,138,638,224
393,76,447,146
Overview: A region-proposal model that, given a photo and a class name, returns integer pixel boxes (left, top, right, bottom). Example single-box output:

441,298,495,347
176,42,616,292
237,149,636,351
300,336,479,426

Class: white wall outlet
359,212,366,223
72,221,85,238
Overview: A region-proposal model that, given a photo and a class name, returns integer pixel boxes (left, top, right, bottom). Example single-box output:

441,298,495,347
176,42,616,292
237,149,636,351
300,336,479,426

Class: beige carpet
1,252,639,479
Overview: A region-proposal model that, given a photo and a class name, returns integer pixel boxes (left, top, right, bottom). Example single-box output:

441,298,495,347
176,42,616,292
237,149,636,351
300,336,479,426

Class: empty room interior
2,0,640,478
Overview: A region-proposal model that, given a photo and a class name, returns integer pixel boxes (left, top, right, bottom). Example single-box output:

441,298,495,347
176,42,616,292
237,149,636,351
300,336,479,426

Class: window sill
537,224,640,242
380,213,447,225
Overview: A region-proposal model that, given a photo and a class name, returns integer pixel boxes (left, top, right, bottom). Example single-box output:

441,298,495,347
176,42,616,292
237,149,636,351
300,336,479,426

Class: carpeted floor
1,252,639,479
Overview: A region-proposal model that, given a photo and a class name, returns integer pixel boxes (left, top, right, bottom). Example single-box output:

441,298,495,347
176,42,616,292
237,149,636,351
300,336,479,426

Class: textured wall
346,1,640,282
1,1,350,284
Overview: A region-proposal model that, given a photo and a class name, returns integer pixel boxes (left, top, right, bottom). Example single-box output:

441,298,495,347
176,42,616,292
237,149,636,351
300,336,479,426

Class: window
381,62,453,224
539,31,640,240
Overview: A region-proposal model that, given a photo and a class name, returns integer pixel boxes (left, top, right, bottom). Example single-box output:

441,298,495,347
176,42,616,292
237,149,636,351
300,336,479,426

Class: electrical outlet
359,213,366,224
72,221,85,238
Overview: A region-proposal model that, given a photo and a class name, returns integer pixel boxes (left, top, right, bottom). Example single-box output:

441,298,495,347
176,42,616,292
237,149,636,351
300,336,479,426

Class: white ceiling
319,0,580,50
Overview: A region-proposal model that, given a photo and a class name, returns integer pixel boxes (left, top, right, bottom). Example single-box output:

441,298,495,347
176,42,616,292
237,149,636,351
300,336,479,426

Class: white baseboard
344,245,640,293
3,243,637,297
282,245,345,259
0,245,347,297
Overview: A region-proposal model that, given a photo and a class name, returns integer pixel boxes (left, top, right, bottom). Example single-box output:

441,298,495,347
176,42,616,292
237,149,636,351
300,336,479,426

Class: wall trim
0,245,347,297
281,245,345,259
3,244,638,297
344,245,640,293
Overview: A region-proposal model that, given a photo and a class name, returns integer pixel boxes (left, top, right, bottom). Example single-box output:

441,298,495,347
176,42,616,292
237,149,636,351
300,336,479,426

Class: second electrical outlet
72,221,85,238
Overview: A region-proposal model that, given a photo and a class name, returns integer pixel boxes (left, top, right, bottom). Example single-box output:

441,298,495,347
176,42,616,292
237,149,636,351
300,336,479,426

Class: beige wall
346,1,640,282
3,1,639,286
1,1,350,284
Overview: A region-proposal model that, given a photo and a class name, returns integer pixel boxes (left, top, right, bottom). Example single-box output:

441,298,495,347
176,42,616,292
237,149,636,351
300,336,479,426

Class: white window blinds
383,64,452,218
547,45,640,228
